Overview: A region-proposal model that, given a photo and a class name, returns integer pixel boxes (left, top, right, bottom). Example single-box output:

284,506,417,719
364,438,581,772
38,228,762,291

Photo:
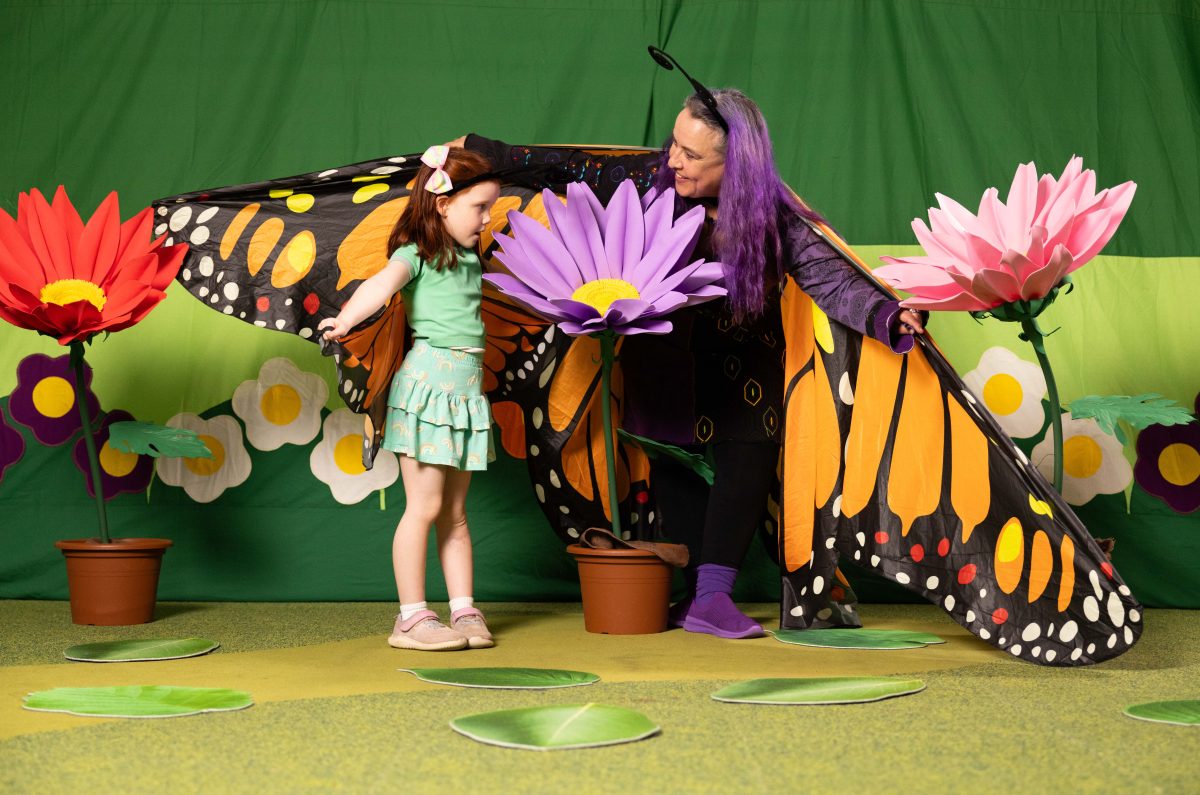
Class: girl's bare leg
435,468,474,600
394,455,448,605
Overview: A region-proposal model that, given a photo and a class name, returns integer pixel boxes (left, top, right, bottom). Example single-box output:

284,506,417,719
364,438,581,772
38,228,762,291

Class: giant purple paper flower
484,180,726,336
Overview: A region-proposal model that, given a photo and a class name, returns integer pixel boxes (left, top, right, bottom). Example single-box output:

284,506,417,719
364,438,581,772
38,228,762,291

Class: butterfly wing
777,222,1143,666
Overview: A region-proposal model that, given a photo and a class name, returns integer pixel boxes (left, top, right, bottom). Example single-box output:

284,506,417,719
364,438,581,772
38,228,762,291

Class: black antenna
647,45,729,133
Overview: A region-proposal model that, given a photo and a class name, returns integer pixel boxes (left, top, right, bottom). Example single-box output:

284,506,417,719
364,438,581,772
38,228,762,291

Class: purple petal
542,188,600,283
604,298,652,325
566,182,611,279
503,212,580,296
548,296,602,322
492,230,573,301
482,273,574,322
633,204,705,291
602,181,644,280
639,258,723,303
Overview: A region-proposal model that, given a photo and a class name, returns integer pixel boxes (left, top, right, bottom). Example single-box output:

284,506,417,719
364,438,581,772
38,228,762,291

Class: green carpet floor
2,602,1197,793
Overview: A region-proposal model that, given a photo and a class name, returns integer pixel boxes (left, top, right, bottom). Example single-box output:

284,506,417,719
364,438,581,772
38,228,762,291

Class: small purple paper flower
484,181,726,336
7,353,100,446
72,409,154,500
0,407,26,483
1134,407,1200,514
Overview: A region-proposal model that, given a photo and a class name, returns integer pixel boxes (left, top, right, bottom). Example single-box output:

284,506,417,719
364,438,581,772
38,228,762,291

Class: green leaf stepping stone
772,628,944,649
1124,700,1200,726
450,703,659,750
401,667,599,689
65,638,220,663
713,677,926,705
23,686,252,718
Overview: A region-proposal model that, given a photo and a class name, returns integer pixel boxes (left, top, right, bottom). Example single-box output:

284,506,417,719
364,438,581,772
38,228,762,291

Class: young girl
319,146,501,651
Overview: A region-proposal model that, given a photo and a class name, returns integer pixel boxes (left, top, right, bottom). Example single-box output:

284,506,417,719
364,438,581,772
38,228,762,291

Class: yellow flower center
335,434,367,475
1159,442,1200,487
571,279,640,315
40,279,107,311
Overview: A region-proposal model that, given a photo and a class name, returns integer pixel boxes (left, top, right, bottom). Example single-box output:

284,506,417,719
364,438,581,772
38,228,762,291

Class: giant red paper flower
0,187,188,344
874,157,1135,311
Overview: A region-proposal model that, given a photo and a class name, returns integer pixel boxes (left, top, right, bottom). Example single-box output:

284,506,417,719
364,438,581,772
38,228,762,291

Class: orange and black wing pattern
777,221,1142,665
154,152,654,539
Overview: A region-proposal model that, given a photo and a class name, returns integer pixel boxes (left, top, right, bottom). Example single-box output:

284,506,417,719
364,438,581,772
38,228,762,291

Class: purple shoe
682,593,765,639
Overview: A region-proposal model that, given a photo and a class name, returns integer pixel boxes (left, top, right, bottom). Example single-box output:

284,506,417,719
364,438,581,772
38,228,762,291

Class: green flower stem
1019,317,1064,492
69,341,110,543
597,331,622,538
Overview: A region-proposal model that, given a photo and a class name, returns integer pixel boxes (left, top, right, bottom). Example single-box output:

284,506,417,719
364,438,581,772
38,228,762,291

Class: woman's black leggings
650,440,780,570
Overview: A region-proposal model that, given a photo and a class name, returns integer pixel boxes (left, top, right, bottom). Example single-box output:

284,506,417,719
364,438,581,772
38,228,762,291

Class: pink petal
970,267,1022,305
1020,244,1074,300
1066,181,1136,267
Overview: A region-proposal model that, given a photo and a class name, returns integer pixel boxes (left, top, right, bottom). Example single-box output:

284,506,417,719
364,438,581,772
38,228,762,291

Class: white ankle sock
448,596,474,613
399,601,428,620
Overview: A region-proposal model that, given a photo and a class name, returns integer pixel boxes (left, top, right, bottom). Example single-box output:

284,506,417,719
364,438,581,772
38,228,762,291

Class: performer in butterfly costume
154,83,1141,669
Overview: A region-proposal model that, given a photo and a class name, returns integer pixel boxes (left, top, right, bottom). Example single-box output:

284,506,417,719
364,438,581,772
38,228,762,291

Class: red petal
21,188,74,282
112,206,155,268
75,191,123,284
149,244,188,291
0,201,51,289
50,186,86,264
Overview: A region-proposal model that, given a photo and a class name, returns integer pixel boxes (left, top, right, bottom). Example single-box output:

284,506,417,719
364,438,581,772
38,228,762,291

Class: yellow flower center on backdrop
1062,435,1103,479
40,279,107,311
31,376,75,418
261,384,302,425
185,434,225,476
983,373,1023,415
1159,442,1200,487
571,279,639,315
335,435,366,475
99,440,138,477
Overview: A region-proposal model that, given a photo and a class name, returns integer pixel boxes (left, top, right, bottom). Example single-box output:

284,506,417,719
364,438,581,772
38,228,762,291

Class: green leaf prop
1123,700,1200,726
450,703,659,750
712,677,926,705
65,638,220,663
771,628,944,650
107,421,213,459
22,686,252,718
401,667,599,689
1068,394,1194,444
618,429,714,485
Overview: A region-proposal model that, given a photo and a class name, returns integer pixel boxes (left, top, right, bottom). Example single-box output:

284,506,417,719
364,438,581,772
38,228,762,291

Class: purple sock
684,564,764,639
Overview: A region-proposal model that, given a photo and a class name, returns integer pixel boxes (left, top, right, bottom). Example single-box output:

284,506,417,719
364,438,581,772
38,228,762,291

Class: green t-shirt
393,242,485,349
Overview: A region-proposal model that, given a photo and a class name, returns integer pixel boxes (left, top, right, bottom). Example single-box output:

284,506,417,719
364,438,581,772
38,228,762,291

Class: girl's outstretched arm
318,257,413,340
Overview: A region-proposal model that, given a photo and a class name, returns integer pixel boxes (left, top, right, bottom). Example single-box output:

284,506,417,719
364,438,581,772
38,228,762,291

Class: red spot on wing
957,564,977,585
937,538,950,556
992,608,1008,625
303,293,320,314
910,544,924,562
874,531,889,544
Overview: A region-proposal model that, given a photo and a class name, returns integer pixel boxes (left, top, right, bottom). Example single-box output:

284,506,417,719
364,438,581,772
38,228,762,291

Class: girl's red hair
387,148,496,271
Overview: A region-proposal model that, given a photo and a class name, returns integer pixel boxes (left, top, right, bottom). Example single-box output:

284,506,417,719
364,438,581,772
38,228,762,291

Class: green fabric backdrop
1,0,1197,606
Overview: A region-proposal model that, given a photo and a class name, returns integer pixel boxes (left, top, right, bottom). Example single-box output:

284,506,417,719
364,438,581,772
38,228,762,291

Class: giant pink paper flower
875,157,1135,311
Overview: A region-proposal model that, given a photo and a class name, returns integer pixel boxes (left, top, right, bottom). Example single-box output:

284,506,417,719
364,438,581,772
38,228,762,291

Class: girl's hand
898,309,925,335
318,317,351,341
444,135,467,148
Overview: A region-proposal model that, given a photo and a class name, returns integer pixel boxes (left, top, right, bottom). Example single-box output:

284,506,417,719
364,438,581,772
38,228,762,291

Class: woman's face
667,109,726,199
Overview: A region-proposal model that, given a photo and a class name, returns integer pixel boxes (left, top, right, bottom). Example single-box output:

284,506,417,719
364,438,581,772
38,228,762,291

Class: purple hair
654,89,825,323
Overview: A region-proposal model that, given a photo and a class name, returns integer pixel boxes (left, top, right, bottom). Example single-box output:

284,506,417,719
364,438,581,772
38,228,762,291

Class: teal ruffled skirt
381,341,495,471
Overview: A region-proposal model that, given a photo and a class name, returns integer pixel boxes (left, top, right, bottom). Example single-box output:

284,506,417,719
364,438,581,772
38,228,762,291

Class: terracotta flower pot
567,544,672,634
54,537,172,626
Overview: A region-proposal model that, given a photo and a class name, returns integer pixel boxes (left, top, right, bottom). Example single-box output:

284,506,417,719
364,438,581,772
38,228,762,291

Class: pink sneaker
388,610,467,651
451,607,495,649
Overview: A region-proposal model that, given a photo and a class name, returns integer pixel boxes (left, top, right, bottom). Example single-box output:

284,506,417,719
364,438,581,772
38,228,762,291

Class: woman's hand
898,308,925,335
318,316,351,341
